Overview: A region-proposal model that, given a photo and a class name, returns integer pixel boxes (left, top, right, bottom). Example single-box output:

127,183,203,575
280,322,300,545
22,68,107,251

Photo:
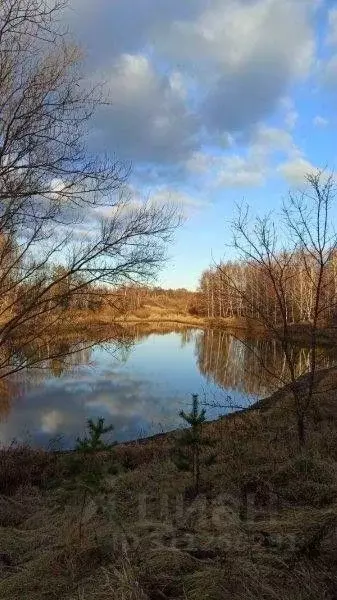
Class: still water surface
0,327,336,449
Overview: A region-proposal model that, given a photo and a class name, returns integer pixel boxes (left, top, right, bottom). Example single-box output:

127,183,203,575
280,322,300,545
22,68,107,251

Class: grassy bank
64,308,266,335
1,369,337,599
59,308,337,346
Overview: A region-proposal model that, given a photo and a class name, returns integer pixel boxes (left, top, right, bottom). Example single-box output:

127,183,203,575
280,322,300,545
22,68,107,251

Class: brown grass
64,308,268,336
30,304,337,350
1,369,337,599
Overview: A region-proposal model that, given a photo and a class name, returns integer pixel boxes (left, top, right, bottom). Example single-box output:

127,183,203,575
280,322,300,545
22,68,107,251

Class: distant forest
54,245,337,329
195,251,337,325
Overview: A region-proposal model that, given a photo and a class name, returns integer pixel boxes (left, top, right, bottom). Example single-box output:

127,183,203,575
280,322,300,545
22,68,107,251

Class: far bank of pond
63,308,337,347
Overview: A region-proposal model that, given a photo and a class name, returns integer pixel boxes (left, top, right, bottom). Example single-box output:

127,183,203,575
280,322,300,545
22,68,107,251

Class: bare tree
0,0,180,378
216,171,337,447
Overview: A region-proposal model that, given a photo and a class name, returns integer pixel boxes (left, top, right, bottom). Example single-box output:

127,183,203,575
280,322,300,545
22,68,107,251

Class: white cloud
320,11,337,91
217,155,265,188
49,177,68,201
68,0,318,166
280,96,298,129
251,125,299,158
95,199,143,220
157,0,314,76
321,54,337,89
155,0,316,133
95,184,207,218
149,187,209,216
284,110,299,130
313,115,329,127
214,126,294,188
187,150,267,189
277,157,321,185
169,71,188,100
91,53,197,163
186,152,216,174
186,124,301,189
327,8,337,46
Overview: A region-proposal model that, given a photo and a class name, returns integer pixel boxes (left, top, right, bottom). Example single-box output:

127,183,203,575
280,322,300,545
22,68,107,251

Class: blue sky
67,0,337,290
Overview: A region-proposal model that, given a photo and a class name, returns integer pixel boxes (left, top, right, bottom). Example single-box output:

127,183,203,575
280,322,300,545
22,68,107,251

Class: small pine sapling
60,417,118,544
173,394,217,497
75,417,116,452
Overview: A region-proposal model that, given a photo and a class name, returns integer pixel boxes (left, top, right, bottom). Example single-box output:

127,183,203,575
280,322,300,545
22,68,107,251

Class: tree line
196,249,337,326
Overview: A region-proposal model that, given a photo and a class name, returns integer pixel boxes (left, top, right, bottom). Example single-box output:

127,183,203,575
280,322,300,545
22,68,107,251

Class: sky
66,0,337,290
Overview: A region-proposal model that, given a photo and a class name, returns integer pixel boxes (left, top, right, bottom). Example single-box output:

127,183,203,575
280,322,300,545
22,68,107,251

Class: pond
0,327,336,449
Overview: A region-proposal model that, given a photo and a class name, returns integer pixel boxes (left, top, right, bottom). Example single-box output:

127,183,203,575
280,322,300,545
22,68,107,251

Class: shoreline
45,360,337,459
70,312,337,346
44,365,337,456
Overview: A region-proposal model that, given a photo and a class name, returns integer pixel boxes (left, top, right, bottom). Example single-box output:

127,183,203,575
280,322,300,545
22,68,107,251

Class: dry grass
116,305,205,328
1,369,337,599
37,305,337,349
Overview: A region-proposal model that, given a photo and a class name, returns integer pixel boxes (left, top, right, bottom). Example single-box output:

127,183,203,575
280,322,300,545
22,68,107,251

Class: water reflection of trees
4,325,336,424
0,334,135,422
180,328,197,348
195,329,337,397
